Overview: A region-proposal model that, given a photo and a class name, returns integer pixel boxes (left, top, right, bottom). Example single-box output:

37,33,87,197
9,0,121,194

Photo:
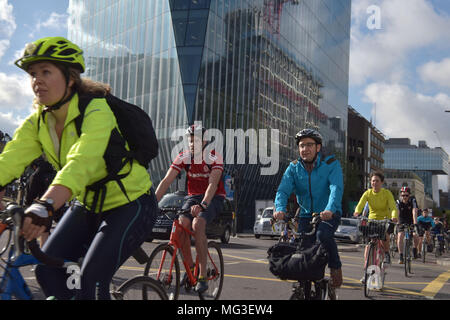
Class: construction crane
264,0,300,35
434,130,444,149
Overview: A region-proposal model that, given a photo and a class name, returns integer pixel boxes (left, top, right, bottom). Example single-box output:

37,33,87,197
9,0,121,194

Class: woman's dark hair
370,171,384,182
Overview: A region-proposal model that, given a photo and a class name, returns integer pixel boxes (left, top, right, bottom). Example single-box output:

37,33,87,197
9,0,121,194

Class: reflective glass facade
384,140,449,200
384,148,450,175
68,0,351,231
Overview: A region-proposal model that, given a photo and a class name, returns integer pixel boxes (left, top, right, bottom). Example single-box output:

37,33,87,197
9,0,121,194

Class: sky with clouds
0,0,449,189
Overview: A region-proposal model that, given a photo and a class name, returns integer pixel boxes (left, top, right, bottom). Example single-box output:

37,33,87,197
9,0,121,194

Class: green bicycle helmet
15,36,85,73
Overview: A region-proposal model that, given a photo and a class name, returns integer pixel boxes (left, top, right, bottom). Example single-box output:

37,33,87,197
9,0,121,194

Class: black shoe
398,254,404,264
413,248,418,259
195,277,208,294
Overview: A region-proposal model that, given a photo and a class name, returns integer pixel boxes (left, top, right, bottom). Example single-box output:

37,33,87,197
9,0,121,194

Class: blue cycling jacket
275,153,343,218
417,215,435,228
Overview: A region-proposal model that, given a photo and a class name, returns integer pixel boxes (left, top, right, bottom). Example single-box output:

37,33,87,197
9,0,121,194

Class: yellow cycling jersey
355,188,398,220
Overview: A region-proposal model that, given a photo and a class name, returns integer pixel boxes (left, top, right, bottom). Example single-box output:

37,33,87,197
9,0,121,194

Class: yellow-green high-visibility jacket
0,93,152,212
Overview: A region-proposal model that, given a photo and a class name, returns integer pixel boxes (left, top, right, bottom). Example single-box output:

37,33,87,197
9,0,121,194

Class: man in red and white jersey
155,124,225,293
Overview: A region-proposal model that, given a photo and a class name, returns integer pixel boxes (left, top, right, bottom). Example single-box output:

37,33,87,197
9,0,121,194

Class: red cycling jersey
171,150,226,197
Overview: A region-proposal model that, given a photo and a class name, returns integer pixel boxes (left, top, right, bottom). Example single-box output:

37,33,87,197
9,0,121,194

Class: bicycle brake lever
10,205,24,262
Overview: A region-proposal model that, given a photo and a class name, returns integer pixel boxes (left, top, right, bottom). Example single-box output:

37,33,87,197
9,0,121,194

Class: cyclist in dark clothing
25,157,56,206
395,187,419,262
24,157,58,246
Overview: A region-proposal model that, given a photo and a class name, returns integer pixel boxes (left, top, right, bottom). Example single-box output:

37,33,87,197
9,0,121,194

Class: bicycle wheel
0,225,11,257
327,282,338,300
404,238,411,276
315,279,334,300
289,282,305,300
364,243,375,298
113,276,168,300
198,241,224,300
435,239,443,257
389,234,396,259
421,239,426,263
144,243,180,300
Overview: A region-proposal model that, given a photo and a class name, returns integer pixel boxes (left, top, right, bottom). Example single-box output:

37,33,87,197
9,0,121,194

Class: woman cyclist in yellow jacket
354,171,398,264
0,37,157,299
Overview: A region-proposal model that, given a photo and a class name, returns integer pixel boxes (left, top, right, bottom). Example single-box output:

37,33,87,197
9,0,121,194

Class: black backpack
267,242,328,281
75,93,158,213
76,94,158,169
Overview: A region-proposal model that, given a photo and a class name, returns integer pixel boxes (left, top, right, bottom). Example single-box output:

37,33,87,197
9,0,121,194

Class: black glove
24,201,53,233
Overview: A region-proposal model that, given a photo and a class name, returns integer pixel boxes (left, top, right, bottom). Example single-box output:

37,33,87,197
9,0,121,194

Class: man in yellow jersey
353,171,398,264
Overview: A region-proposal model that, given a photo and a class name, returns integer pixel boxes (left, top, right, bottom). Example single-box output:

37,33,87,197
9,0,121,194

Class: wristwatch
200,201,209,211
35,198,55,217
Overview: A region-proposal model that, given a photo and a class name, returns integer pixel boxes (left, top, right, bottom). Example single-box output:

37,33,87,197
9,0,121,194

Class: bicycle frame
0,242,40,300
157,216,219,288
365,236,385,268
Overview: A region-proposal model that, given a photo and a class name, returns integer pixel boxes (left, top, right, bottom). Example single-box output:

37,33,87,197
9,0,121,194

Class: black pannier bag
267,242,328,281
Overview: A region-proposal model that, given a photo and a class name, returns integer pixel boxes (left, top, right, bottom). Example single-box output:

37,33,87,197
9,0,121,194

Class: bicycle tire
0,227,11,257
364,243,375,298
198,241,224,300
327,282,338,300
114,276,168,300
421,239,426,263
144,243,180,300
289,282,305,300
435,239,443,257
404,238,411,276
376,241,386,291
390,235,396,259
313,280,327,300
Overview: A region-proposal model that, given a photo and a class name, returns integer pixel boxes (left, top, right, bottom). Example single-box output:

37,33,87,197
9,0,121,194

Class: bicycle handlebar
1,203,68,267
27,239,65,267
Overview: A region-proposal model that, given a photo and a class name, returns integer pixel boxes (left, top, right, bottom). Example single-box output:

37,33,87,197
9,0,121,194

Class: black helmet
186,124,206,137
295,129,323,146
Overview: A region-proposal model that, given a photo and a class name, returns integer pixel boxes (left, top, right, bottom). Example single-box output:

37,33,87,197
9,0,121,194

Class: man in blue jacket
274,129,344,288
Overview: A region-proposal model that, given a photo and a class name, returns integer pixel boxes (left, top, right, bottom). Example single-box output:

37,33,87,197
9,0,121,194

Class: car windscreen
159,194,184,208
262,209,273,219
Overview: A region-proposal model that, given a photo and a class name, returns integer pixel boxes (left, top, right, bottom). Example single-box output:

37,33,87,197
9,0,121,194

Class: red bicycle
144,208,224,300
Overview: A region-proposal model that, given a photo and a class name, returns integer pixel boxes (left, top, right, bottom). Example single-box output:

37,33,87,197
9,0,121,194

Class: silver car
334,218,362,243
254,207,285,239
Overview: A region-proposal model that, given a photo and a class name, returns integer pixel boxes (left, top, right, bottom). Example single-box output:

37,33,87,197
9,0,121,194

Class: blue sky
0,0,449,189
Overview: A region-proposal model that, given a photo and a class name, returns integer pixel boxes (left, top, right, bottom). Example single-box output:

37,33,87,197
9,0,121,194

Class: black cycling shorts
181,194,224,224
418,224,431,237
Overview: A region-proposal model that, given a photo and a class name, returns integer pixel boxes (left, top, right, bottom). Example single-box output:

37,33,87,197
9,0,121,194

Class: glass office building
68,0,351,231
384,139,449,206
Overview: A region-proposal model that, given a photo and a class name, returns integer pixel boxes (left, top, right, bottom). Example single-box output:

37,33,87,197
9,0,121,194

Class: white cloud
350,0,450,85
363,82,450,154
0,0,16,62
0,112,23,137
419,58,450,89
29,12,68,38
0,72,34,113
0,0,16,38
0,39,9,61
